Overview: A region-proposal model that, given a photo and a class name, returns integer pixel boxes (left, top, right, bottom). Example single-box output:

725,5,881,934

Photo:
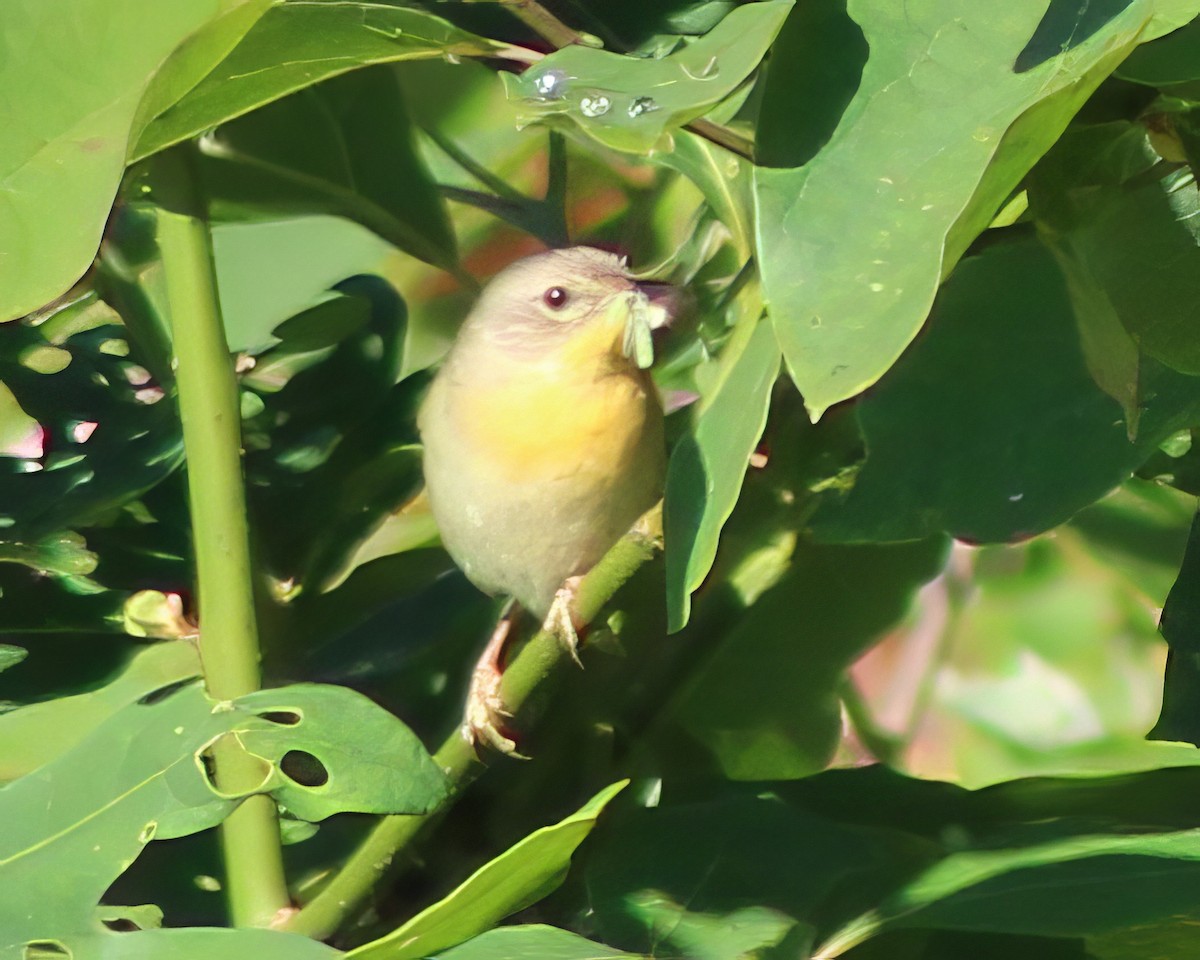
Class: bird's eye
543,287,569,309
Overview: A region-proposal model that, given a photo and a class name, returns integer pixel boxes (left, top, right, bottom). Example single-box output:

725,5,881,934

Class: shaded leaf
1118,13,1200,84
755,0,1200,418
349,782,628,960
1152,506,1200,745
503,1,792,155
432,925,638,960
132,2,513,162
0,645,27,675
199,66,457,270
672,537,947,780
810,238,1200,544
664,315,779,631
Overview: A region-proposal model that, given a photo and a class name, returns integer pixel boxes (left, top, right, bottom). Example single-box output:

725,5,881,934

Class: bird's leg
543,575,585,666
463,603,523,756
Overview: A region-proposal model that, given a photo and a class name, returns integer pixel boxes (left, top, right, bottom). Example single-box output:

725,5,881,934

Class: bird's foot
543,576,585,667
462,610,525,757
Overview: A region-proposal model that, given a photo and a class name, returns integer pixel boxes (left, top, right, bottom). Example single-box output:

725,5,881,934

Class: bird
417,246,670,752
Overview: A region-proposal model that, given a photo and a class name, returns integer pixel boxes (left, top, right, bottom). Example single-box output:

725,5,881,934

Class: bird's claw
462,611,527,757
544,578,584,667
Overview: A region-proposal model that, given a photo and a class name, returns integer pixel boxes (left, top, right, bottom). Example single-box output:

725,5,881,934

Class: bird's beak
621,283,675,370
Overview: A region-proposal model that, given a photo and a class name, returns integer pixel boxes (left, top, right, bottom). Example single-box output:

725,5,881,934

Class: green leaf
672,537,947,779
1031,127,1200,378
1151,506,1200,745
822,825,1200,951
0,0,241,322
586,794,891,958
503,1,793,155
755,0,1200,419
131,2,513,162
810,237,1200,544
1118,13,1200,84
198,66,457,270
211,216,393,354
0,298,184,541
236,682,449,821
0,645,27,675
0,679,443,954
664,315,779,632
349,781,628,960
433,925,639,960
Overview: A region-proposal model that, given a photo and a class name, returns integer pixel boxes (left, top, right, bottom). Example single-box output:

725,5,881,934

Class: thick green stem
285,520,660,940
158,206,290,928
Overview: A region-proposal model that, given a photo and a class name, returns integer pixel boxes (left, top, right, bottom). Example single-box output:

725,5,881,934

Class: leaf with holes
0,679,443,955
348,781,628,960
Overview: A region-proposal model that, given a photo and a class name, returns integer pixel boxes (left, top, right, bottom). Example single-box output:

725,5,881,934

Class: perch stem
285,518,660,940
157,186,290,928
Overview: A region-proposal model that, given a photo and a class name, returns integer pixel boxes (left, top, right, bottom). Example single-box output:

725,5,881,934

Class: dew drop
627,96,658,118
533,69,566,98
580,94,612,118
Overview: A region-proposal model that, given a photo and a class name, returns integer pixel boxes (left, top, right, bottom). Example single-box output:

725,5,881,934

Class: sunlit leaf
132,2,515,162
0,0,250,322
755,0,1200,419
664,314,778,632
349,781,628,960
503,1,792,155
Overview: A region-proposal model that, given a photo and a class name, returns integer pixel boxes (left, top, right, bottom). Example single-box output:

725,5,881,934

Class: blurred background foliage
7,1,1200,959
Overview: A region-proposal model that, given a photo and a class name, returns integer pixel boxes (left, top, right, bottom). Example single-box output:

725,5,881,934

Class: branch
155,155,290,928
284,514,661,940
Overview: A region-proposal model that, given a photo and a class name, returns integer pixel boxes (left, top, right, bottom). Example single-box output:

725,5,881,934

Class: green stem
157,198,290,928
500,0,583,47
285,519,660,940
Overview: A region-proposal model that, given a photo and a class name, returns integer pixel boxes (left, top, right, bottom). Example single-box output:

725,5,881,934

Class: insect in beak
622,283,674,369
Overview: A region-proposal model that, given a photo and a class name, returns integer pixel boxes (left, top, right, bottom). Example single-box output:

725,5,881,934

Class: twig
284,516,661,940
154,153,290,927
501,0,583,48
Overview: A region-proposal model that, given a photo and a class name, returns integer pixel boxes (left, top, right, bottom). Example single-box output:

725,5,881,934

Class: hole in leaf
101,919,138,933
137,678,195,706
258,710,301,726
24,942,71,959
280,750,328,788
198,747,218,789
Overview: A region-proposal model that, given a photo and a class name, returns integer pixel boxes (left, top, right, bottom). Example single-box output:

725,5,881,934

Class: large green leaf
1151,506,1200,745
755,0,1200,419
819,823,1200,954
664,314,779,631
1030,121,1200,379
503,1,792,155
586,794,896,959
198,66,457,270
0,680,441,956
349,782,627,960
432,926,637,960
0,0,247,322
1118,12,1200,83
0,641,199,783
131,2,514,162
810,237,1200,543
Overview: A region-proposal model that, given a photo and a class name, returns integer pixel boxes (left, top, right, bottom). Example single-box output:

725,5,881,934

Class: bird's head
462,247,673,370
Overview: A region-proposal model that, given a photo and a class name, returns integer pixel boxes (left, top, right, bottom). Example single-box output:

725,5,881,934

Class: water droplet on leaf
627,96,658,118
580,94,612,118
533,69,566,98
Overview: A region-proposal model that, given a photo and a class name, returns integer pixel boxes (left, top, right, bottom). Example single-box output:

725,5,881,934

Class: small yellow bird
417,246,670,751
